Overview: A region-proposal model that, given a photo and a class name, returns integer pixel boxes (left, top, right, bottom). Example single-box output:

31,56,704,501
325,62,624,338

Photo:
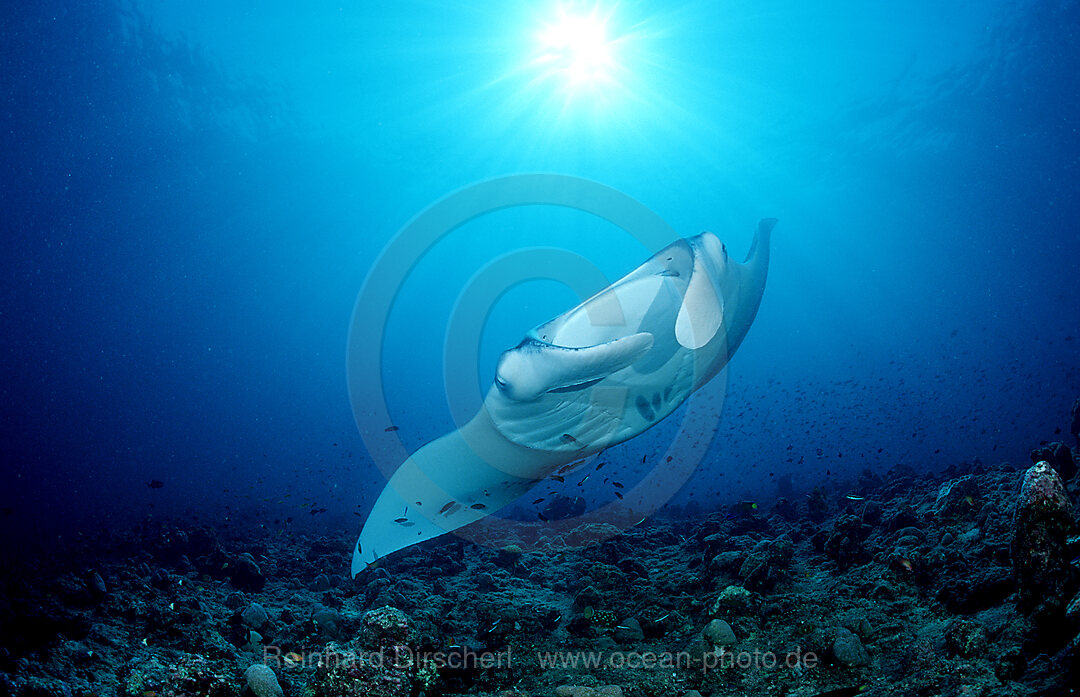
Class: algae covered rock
361,606,411,648
1010,461,1077,616
711,585,752,614
310,643,411,697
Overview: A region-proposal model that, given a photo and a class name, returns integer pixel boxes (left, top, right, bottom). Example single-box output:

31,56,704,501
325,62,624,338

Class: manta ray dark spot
635,395,655,421
651,393,661,410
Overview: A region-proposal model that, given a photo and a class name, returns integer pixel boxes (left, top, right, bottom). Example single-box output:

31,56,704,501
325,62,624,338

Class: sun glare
534,5,620,91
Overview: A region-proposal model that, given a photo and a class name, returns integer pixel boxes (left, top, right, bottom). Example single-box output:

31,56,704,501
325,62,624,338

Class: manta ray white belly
352,219,775,574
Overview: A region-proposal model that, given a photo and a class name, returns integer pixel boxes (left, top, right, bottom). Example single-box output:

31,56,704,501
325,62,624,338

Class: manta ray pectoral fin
497,332,654,402
675,240,723,350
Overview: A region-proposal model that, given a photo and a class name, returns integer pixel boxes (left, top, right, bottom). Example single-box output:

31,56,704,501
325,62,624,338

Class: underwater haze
4,1,1080,695
4,0,1078,540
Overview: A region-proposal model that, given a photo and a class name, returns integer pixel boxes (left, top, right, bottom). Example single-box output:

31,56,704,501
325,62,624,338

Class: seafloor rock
703,618,736,646
360,606,411,648
823,515,872,570
711,585,752,614
944,619,990,658
831,627,870,666
244,664,284,697
241,602,269,630
230,553,266,592
806,486,828,523
495,544,523,569
1071,397,1080,446
1011,461,1077,615
554,686,623,697
1030,441,1077,480
737,535,794,591
309,643,412,697
934,474,980,519
613,617,644,643
936,565,1014,613
313,605,342,639
163,655,235,697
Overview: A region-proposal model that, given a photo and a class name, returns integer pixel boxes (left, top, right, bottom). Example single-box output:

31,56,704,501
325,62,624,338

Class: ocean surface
1,3,1080,695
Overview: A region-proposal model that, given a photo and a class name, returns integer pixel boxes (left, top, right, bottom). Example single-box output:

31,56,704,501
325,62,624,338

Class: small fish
439,501,457,514
538,512,548,521
557,459,584,475
147,480,165,489
612,482,625,489
614,492,624,499
845,494,865,501
560,433,578,444
532,498,545,505
384,425,400,432
470,503,487,510
551,475,565,483
394,517,409,524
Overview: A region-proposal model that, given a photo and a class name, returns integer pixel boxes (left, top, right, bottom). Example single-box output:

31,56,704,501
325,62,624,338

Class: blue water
2,1,1078,547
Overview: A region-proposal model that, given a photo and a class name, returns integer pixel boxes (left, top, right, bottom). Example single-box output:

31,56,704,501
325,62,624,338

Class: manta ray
353,218,775,574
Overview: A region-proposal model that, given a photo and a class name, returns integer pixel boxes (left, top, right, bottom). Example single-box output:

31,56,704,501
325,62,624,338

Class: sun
533,5,620,90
